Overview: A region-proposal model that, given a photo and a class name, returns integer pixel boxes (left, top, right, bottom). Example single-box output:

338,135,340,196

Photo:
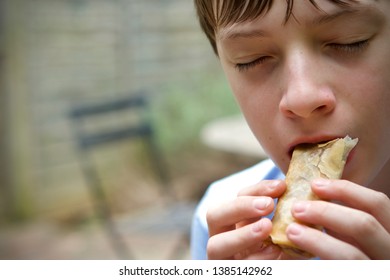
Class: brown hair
194,0,356,54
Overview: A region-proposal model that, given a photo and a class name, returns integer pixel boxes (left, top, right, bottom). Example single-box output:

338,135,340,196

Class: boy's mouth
287,136,343,159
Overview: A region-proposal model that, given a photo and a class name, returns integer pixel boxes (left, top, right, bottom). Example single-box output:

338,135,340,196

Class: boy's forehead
216,0,382,41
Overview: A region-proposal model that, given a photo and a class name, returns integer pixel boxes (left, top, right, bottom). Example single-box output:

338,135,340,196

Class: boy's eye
327,39,370,53
234,39,370,72
235,56,271,72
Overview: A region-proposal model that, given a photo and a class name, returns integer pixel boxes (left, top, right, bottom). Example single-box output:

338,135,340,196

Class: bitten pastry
270,136,358,257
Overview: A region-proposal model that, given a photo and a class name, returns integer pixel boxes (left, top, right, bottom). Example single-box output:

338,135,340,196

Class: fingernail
253,197,272,210
312,178,331,187
293,201,309,213
252,219,265,233
268,180,282,189
287,223,304,236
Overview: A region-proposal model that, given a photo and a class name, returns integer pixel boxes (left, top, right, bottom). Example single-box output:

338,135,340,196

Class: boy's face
216,0,390,187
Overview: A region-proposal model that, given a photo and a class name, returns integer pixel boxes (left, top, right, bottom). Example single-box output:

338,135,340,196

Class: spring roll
270,136,358,257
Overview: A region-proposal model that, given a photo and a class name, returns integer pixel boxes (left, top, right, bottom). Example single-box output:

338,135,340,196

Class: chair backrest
68,92,172,198
69,93,152,150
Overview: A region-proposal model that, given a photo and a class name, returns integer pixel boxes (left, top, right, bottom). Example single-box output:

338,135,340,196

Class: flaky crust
269,136,358,257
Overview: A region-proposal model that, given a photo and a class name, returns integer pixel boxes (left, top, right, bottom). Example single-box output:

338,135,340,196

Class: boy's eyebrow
219,29,268,40
310,8,360,26
219,6,379,41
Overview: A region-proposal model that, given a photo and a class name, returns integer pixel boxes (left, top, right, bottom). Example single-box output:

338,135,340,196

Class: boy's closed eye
326,39,370,54
235,56,273,72
234,38,372,73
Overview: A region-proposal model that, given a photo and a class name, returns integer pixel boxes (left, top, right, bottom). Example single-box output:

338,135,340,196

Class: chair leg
80,157,133,259
145,136,176,200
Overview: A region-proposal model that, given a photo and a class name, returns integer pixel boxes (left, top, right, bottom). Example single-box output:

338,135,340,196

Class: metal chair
68,92,193,259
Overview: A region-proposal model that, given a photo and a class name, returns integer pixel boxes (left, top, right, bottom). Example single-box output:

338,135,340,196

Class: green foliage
151,72,241,154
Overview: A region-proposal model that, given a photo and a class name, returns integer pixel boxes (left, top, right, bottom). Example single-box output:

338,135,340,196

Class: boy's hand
206,180,298,260
286,179,390,259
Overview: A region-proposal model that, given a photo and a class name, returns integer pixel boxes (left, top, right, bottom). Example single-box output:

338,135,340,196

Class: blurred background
0,0,261,259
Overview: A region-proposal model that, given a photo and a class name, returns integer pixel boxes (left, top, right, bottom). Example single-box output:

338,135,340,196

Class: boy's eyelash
328,39,370,53
235,56,270,72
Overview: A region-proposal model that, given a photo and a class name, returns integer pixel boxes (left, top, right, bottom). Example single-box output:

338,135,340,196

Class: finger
234,180,284,229
207,218,272,260
292,200,390,259
241,244,307,260
207,196,274,236
286,223,369,260
238,180,286,197
238,244,288,260
312,179,390,231
236,217,261,229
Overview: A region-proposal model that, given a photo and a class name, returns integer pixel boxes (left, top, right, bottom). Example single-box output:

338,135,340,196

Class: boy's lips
287,135,344,158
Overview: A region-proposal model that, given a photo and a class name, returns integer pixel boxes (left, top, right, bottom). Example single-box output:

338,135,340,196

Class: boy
191,0,390,259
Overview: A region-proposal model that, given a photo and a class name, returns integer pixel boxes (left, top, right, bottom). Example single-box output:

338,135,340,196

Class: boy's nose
279,50,336,119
